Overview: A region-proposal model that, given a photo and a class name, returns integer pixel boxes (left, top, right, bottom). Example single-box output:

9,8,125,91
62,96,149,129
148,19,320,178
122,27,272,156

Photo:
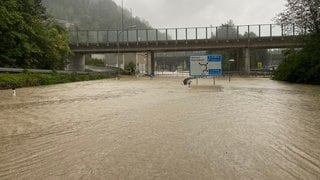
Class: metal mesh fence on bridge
68,24,306,45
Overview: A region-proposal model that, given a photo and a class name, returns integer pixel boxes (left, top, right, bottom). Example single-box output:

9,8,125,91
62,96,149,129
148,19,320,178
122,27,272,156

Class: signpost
190,54,222,86
190,54,222,76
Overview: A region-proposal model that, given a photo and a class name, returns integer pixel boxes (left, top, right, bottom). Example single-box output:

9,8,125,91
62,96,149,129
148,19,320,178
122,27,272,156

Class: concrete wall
68,53,85,71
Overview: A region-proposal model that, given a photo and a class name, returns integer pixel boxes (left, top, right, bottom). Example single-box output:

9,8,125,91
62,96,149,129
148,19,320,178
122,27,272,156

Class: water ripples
0,78,319,179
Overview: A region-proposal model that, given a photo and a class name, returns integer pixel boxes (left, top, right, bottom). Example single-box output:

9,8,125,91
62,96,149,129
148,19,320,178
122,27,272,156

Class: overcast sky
113,0,287,28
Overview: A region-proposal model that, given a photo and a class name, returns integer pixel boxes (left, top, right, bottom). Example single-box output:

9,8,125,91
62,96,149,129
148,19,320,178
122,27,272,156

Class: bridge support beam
146,51,155,76
68,53,85,71
244,48,251,73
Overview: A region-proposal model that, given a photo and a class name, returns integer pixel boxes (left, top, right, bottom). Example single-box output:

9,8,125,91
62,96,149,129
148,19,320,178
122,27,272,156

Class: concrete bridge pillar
146,51,155,76
68,53,85,71
244,48,251,73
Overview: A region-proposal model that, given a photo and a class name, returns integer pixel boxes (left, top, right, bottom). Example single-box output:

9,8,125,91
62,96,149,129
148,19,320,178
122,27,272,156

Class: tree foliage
124,61,136,75
274,34,320,84
275,0,320,34
211,20,258,40
0,0,71,69
274,0,320,84
85,55,105,67
42,0,167,45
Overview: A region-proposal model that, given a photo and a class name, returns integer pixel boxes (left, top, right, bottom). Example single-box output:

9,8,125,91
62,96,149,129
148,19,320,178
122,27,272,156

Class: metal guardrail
68,24,306,46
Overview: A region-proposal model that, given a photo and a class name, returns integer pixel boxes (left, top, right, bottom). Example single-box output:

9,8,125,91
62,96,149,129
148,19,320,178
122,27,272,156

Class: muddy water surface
0,77,319,179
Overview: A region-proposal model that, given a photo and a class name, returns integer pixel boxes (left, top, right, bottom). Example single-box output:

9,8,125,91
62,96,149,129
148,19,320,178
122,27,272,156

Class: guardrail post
247,25,250,41
259,25,261,40
146,29,149,44
136,30,139,45
117,30,119,44
185,28,188,43
281,24,284,40
156,29,158,44
76,28,79,46
216,27,218,42
166,29,168,42
175,28,178,44
86,30,89,46
126,30,129,45
196,27,198,41
106,30,109,46
97,30,99,46
237,26,239,41
205,27,208,40
226,25,229,42
270,24,273,41
293,24,295,39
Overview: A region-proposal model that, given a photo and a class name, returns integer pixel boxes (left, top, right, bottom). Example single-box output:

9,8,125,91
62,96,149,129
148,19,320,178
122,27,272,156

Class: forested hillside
42,0,152,30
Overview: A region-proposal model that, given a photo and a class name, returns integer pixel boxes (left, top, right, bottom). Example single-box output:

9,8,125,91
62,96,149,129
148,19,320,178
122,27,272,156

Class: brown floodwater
0,77,319,179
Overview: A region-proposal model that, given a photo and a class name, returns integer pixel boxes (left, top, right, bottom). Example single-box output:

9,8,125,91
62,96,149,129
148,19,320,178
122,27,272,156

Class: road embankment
0,72,115,89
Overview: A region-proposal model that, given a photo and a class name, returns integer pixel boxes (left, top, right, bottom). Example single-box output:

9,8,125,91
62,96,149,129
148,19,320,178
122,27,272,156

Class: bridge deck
70,37,304,53
68,24,306,53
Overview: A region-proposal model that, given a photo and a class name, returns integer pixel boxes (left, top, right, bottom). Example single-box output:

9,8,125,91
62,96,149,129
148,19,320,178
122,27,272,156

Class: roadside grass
0,72,115,89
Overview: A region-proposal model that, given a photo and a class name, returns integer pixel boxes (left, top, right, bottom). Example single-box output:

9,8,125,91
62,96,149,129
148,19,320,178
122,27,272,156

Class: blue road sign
190,54,222,76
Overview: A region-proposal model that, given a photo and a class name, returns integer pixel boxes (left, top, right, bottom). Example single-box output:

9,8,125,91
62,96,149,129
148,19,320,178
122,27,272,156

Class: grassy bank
0,72,115,89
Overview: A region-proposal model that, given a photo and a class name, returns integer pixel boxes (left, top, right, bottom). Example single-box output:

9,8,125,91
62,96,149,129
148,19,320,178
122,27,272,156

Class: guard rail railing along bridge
68,24,306,53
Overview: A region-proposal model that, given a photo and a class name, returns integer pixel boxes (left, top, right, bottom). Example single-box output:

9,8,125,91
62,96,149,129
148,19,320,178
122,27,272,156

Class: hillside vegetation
42,0,152,30
0,0,71,69
273,0,320,84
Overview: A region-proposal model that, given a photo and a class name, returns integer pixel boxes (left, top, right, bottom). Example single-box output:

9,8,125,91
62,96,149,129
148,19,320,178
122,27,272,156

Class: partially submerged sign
190,55,222,76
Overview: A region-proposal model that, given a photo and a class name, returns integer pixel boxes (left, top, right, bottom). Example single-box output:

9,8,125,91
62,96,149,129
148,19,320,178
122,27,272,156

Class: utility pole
121,0,124,41
121,0,124,70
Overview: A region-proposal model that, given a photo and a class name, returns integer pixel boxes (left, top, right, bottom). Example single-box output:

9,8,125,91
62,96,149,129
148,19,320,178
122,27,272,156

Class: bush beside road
0,72,115,90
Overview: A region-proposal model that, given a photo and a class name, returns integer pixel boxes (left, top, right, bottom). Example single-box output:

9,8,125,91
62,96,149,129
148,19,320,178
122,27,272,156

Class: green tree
125,61,136,75
0,0,71,69
85,55,105,67
275,0,320,34
213,20,238,40
274,35,320,84
0,0,28,67
274,0,320,84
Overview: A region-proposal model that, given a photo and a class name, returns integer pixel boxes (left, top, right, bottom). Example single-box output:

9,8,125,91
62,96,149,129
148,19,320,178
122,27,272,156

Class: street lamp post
116,0,136,79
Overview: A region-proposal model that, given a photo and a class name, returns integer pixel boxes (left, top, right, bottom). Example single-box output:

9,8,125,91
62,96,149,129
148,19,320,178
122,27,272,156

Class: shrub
0,72,114,89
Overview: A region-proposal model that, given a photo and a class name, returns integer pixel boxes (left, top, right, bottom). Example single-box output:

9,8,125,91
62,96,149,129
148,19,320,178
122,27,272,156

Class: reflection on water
0,77,319,179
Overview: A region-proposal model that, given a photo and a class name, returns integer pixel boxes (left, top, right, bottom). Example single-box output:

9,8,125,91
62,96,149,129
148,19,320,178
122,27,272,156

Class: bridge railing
68,24,305,45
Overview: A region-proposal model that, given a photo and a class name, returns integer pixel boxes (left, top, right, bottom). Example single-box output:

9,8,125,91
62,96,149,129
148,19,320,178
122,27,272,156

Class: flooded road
0,77,319,179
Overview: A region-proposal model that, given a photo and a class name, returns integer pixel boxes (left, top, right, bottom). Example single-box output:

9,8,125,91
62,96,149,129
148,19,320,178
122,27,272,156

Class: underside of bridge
67,51,156,74
67,24,304,73
67,48,255,74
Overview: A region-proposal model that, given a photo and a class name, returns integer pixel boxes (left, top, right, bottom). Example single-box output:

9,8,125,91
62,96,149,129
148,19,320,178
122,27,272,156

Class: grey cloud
116,0,287,28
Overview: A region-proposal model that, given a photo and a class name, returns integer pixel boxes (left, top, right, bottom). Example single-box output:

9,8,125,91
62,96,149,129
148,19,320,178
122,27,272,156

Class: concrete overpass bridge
68,24,305,74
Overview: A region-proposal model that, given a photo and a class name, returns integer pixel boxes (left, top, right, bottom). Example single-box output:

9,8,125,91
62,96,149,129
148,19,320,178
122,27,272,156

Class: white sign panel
190,55,222,76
